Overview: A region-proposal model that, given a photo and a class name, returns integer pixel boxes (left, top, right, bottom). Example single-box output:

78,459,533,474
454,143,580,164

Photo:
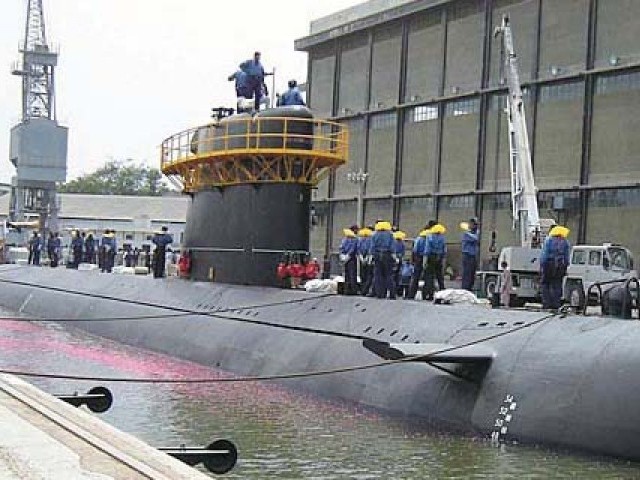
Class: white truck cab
563,244,637,309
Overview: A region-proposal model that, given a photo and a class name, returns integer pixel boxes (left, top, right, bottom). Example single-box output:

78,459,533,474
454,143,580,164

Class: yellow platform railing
161,116,348,172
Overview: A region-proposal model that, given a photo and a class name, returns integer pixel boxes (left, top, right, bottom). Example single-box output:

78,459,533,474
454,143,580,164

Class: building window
595,71,640,95
370,112,397,130
125,234,133,241
539,82,583,103
588,188,640,208
538,191,581,211
441,195,475,209
411,105,439,123
445,97,480,117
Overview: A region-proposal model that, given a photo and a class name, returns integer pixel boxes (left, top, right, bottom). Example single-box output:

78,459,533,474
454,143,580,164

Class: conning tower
161,107,348,286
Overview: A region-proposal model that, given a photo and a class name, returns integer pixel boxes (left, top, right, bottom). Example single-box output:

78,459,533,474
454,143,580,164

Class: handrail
160,116,348,170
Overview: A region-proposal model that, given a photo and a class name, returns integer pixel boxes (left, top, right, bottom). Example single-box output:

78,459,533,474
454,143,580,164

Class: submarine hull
184,184,310,286
2,266,640,460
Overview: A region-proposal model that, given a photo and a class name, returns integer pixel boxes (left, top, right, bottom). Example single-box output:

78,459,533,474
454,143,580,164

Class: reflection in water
0,315,638,479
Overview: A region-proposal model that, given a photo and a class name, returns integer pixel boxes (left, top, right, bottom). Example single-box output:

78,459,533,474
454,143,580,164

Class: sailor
392,231,406,297
84,233,95,264
277,80,305,107
152,226,173,279
423,223,447,301
408,221,436,299
100,229,116,273
239,51,265,112
28,231,42,266
398,258,414,299
371,221,395,299
228,70,252,99
71,230,83,269
46,232,56,268
357,226,374,296
340,226,359,295
540,225,571,310
52,233,61,268
460,217,480,292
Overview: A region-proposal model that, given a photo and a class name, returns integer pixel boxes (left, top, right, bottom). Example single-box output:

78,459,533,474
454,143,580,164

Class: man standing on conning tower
239,51,265,112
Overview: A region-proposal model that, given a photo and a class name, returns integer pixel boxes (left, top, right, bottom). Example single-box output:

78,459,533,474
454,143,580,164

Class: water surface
0,312,638,479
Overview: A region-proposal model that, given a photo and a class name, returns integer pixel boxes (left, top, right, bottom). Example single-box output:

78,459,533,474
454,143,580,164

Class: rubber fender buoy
86,386,113,413
204,439,238,474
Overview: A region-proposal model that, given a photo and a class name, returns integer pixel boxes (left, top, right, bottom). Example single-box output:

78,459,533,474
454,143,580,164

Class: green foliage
59,160,171,196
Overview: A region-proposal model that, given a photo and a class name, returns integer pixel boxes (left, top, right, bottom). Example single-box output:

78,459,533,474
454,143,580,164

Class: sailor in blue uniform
152,226,173,278
371,221,395,299
277,80,305,107
100,230,117,273
461,218,480,291
357,227,373,296
70,230,83,269
239,51,265,112
228,70,251,98
423,224,447,301
392,231,406,297
84,233,95,264
28,231,42,266
340,226,359,295
540,225,571,310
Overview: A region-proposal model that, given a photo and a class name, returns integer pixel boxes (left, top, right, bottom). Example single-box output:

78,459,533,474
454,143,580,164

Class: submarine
1,106,640,462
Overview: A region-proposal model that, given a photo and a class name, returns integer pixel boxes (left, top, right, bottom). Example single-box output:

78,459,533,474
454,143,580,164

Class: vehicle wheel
484,275,499,299
512,298,527,308
566,282,586,311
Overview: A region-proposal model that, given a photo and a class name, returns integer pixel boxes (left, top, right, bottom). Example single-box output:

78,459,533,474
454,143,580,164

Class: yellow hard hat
393,231,406,240
431,224,446,234
342,228,356,238
418,229,430,237
358,227,372,237
549,225,570,238
375,221,392,232
459,221,469,232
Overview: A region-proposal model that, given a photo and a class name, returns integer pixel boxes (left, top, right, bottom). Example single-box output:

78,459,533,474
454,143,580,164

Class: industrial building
296,0,640,267
0,191,187,248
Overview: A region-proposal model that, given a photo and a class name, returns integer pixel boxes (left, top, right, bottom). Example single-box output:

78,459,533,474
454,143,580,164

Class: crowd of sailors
339,219,478,301
25,226,175,278
339,219,571,309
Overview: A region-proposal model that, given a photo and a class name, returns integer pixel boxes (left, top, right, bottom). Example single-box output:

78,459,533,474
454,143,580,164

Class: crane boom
494,15,544,248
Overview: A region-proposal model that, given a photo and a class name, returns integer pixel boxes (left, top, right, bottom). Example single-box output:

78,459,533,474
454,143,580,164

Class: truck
477,16,637,308
563,244,637,309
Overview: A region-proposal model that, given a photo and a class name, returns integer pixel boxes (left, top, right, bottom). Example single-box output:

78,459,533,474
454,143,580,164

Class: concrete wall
302,0,640,263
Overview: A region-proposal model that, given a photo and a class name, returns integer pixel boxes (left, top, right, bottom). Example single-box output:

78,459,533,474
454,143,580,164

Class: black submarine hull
1,265,640,461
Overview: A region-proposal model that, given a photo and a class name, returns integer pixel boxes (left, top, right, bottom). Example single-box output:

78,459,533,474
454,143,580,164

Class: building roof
295,0,446,50
0,193,189,223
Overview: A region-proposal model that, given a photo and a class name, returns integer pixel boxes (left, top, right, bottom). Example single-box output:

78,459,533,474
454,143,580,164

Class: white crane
494,15,554,248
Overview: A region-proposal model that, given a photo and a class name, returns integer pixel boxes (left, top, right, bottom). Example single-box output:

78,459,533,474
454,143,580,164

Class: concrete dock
0,374,211,479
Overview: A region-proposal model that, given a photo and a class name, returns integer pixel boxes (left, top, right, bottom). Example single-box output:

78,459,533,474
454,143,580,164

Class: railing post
283,117,288,151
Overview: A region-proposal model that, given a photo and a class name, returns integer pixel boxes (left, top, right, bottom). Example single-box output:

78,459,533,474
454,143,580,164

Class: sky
0,0,363,183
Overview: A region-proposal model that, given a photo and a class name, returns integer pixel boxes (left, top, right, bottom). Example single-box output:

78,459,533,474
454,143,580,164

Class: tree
59,160,173,196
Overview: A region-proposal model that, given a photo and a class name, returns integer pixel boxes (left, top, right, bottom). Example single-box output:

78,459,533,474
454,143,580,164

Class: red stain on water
0,318,376,420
